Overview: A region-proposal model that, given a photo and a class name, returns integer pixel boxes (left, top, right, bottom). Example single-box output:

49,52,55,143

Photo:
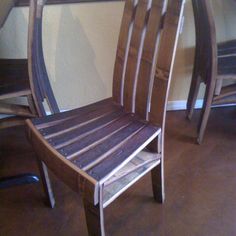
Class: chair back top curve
192,0,218,83
0,0,15,29
28,0,59,117
112,0,185,126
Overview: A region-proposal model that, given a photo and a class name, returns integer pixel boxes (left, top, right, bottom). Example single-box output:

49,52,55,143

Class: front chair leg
197,79,216,144
83,198,105,236
37,160,55,208
151,162,164,203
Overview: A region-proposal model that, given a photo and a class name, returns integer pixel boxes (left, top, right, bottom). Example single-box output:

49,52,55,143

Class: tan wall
0,0,236,110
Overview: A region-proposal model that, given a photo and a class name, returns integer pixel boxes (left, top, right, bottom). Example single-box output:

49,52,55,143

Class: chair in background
26,0,185,234
0,0,59,129
0,0,59,191
186,0,236,144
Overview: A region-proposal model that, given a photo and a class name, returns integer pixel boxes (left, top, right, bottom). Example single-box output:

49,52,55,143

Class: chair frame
187,0,236,143
26,0,185,235
0,0,59,129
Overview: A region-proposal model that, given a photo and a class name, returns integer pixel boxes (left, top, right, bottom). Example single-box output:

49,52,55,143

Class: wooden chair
0,0,59,129
26,0,185,235
0,0,59,188
186,0,236,144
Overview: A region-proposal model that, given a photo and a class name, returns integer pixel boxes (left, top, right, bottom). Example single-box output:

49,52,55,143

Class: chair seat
0,80,31,99
218,39,236,57
30,98,161,183
213,83,236,105
217,40,236,76
0,59,31,99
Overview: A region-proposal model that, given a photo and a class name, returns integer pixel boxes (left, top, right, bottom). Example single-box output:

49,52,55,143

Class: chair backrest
28,0,59,117
0,0,15,29
191,0,218,83
112,0,185,127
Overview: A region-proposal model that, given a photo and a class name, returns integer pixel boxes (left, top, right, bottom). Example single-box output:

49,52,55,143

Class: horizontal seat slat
57,114,134,158
218,40,236,56
0,102,35,117
0,59,28,78
0,82,31,100
0,59,30,99
213,83,236,101
212,94,236,106
47,110,125,148
86,124,160,181
39,103,120,137
0,116,26,129
33,98,114,128
218,56,236,75
104,152,160,187
73,120,146,170
87,125,160,181
0,76,29,86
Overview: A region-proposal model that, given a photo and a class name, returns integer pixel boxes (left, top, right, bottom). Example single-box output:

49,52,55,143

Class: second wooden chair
0,0,59,129
187,0,236,143
0,0,59,191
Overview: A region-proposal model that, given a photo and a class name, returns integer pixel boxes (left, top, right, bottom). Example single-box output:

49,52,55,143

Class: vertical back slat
135,0,166,119
112,0,137,105
35,2,60,113
28,0,45,115
149,0,185,126
123,0,150,112
199,0,217,84
196,0,211,82
28,0,59,116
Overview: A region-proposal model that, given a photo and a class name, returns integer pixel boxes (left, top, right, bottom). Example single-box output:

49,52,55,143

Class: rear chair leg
37,159,55,208
83,199,105,236
197,79,215,144
186,75,202,120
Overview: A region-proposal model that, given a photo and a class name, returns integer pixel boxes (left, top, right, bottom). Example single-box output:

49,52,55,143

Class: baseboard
167,99,203,111
166,99,236,111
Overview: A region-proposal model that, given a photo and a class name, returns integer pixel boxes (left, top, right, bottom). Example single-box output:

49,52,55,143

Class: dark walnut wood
26,0,185,235
186,0,236,144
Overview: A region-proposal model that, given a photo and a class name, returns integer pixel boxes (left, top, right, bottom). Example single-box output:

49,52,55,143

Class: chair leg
186,74,202,120
151,161,164,203
83,199,105,236
37,159,55,208
214,78,223,95
197,80,215,144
